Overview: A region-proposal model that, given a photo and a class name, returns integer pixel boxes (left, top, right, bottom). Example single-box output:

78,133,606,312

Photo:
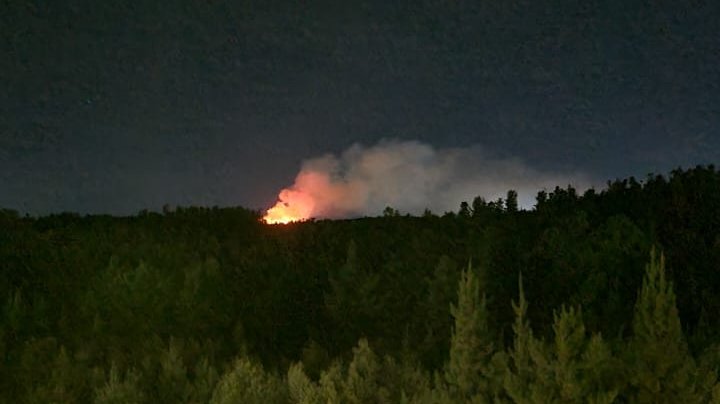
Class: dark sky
2,0,719,215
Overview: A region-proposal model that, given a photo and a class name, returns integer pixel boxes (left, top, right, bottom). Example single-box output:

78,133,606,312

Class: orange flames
263,188,315,224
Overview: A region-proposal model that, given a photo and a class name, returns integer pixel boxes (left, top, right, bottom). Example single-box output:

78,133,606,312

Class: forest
1,165,720,403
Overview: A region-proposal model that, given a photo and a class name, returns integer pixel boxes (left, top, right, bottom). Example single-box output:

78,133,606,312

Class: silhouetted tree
506,190,518,213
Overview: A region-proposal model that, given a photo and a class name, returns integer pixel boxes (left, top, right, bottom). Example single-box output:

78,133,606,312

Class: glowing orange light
263,188,315,224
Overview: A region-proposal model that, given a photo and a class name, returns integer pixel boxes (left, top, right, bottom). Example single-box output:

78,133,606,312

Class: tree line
0,165,719,402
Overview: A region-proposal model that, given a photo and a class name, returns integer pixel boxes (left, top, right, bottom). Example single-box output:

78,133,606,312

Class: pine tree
503,278,619,403
316,361,343,403
472,196,487,218
550,306,618,403
445,262,495,401
420,255,459,370
552,306,590,401
342,338,390,403
459,202,472,218
189,357,220,404
156,338,192,403
29,346,91,403
287,363,320,404
504,273,536,403
506,190,518,213
210,357,288,404
326,240,383,348
581,335,620,404
628,249,703,403
94,364,145,404
388,356,433,403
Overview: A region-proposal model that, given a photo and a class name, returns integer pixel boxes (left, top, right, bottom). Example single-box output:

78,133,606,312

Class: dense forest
1,165,720,403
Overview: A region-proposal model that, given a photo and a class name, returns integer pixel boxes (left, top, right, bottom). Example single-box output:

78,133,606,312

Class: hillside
1,165,719,402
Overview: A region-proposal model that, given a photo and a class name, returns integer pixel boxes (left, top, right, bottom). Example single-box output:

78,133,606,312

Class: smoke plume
264,140,591,222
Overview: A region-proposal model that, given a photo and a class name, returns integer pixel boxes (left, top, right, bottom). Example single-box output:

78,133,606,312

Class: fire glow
261,140,591,224
263,168,364,224
263,188,315,224
262,169,351,224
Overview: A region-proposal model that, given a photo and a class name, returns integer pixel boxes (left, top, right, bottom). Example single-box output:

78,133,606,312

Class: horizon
2,1,718,216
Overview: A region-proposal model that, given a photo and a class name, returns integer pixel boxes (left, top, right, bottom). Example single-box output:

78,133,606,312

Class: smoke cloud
265,139,592,221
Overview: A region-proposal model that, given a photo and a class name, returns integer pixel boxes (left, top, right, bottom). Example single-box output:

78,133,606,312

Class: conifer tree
628,249,703,403
189,357,220,404
472,196,487,218
342,338,391,403
420,255,459,370
445,262,495,401
94,364,145,404
287,363,320,404
581,335,620,404
550,306,618,403
459,202,472,218
317,362,343,403
504,273,537,402
326,241,382,348
156,338,192,403
392,357,433,403
506,190,519,213
29,346,90,403
210,357,287,404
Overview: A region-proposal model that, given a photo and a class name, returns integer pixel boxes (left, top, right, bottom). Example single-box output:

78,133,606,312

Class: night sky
2,1,719,215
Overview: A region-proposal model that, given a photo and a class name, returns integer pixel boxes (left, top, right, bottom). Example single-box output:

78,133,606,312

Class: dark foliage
1,166,720,402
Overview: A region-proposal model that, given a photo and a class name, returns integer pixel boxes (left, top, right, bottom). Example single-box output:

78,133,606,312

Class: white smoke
273,139,592,218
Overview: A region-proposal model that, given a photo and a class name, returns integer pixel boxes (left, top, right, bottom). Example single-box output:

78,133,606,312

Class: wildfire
263,188,315,224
